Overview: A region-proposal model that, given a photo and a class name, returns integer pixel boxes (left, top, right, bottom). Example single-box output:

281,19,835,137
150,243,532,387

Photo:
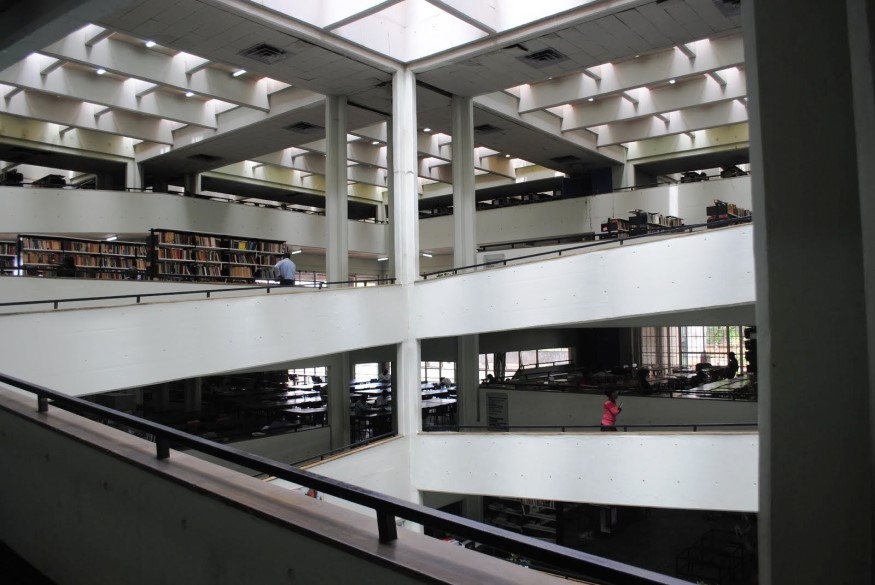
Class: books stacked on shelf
20,235,65,275
255,241,287,279
101,241,148,279
225,238,258,281
0,240,17,274
600,217,630,239
628,209,685,235
150,228,286,283
19,234,148,278
706,200,752,227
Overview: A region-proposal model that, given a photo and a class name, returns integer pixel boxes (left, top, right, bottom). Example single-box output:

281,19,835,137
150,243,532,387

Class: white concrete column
745,1,873,583
457,334,479,426
396,338,421,437
391,67,421,440
325,95,349,283
385,120,396,280
126,161,142,191
391,68,419,285
612,163,634,189
183,173,201,195
325,352,351,448
451,95,476,267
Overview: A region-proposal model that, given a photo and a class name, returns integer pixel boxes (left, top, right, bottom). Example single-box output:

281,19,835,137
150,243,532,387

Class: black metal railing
0,277,397,311
423,423,757,433
0,372,691,585
421,215,752,279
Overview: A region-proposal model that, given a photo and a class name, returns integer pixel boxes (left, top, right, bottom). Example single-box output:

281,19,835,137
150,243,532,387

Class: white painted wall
0,187,387,255
296,436,416,518
0,177,750,267
420,175,751,252
0,284,409,395
411,432,758,512
0,227,755,394
413,225,755,338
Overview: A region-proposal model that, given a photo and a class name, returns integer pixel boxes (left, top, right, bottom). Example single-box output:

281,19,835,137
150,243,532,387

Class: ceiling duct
712,0,741,17
238,43,288,65
474,124,502,134
518,48,569,69
187,153,223,163
283,122,324,134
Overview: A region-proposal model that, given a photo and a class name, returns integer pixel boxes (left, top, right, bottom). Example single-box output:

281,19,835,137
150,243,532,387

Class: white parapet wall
0,284,410,395
477,388,758,429
0,226,755,395
411,432,758,512
413,224,755,338
0,187,387,255
0,389,558,585
302,431,758,513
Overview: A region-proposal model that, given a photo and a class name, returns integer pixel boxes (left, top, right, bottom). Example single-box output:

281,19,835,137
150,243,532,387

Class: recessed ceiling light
96,68,106,75
588,97,594,102
423,127,431,132
669,79,677,84
232,69,246,77
144,40,156,48
421,252,433,258
377,256,389,261
105,235,118,241
505,154,511,158
185,91,194,97
290,249,302,255
371,140,380,145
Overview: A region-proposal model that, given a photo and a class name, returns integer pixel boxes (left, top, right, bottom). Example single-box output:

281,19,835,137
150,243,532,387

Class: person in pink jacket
601,389,622,431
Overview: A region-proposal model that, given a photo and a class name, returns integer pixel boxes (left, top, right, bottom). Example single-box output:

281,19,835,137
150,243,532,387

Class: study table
284,405,328,426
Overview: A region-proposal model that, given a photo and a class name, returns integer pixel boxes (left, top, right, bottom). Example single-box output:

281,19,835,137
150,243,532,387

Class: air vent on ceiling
187,154,223,163
711,0,740,17
238,43,288,65
283,121,324,134
518,48,569,69
474,124,502,134
550,155,582,164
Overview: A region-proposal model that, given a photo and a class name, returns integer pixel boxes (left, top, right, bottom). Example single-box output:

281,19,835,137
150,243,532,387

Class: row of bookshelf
149,229,287,283
1,230,289,283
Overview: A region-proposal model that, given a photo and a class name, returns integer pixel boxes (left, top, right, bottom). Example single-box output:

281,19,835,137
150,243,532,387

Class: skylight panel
331,0,487,61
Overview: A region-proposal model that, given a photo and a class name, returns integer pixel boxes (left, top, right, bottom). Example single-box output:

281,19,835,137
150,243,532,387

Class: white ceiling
0,0,746,206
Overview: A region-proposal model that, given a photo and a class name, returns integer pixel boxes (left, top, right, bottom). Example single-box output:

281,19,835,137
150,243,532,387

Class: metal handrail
421,215,752,279
423,423,758,433
0,277,397,310
0,372,690,585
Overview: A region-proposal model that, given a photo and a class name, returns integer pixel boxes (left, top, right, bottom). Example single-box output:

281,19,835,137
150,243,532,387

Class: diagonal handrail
0,371,693,585
421,216,752,279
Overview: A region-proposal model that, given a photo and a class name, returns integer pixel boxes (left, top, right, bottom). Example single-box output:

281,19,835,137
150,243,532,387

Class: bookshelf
706,200,751,227
628,209,685,235
150,228,286,283
18,234,148,278
101,240,149,279
485,497,559,542
0,239,17,275
599,217,630,239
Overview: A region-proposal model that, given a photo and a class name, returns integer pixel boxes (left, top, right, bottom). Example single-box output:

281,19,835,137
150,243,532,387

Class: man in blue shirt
274,252,296,286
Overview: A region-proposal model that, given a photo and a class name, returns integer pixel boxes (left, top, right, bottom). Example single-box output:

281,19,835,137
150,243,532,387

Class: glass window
354,363,380,382
641,326,747,372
